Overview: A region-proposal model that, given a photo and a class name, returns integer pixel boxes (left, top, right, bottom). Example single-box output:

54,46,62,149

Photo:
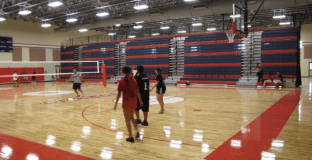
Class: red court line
126,54,169,59
185,39,242,45
185,63,241,67
0,133,95,160
126,44,169,49
261,36,297,42
261,62,297,66
82,57,114,61
204,90,301,160
261,49,297,54
82,48,114,53
185,51,241,56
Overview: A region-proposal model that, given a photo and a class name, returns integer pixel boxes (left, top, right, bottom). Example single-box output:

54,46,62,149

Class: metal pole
243,0,248,35
222,14,225,31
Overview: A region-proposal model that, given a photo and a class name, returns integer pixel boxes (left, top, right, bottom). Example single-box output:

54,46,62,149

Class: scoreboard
0,36,13,52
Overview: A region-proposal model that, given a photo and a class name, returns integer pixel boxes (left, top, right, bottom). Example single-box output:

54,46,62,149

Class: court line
176,86,296,91
203,90,301,160
81,102,207,149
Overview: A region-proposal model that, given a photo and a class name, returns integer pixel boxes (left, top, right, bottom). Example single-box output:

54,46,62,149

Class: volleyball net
0,61,107,86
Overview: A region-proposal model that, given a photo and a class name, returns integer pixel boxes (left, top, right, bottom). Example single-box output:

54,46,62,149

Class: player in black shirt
150,68,166,114
134,65,150,126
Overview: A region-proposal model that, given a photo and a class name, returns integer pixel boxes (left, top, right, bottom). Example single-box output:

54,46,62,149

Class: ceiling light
273,15,286,19
18,9,31,15
0,17,5,22
115,23,121,27
192,23,202,27
41,23,51,28
66,17,77,23
96,12,109,17
79,29,88,32
135,21,144,24
279,22,291,25
160,26,170,30
184,0,197,2
128,35,136,38
241,25,252,28
48,0,63,7
230,14,241,18
152,33,160,36
134,25,143,29
207,28,217,31
134,1,148,10
178,30,186,34
108,32,116,36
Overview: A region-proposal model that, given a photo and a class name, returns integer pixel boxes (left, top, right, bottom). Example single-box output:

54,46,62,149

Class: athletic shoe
126,137,134,143
157,110,164,114
136,119,142,124
141,121,148,126
136,132,140,139
76,95,80,98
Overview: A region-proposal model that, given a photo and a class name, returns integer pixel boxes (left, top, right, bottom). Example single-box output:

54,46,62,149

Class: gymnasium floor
0,79,311,160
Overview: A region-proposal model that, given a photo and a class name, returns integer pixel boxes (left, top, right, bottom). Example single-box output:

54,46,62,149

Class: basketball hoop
226,32,236,43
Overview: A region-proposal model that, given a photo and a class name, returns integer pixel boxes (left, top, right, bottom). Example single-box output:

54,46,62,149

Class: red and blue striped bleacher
180,33,243,85
261,28,298,79
81,42,117,81
126,38,171,82
60,46,76,80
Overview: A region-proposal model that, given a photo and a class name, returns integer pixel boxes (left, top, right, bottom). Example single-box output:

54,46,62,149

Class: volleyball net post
102,64,107,87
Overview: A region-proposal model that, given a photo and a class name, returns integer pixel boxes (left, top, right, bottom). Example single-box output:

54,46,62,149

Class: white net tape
0,61,101,78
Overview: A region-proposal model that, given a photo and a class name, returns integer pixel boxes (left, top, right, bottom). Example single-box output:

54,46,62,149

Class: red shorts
122,100,137,110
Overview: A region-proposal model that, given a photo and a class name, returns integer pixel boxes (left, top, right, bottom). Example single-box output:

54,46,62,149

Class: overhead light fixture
184,0,197,2
134,25,143,29
18,9,31,15
192,23,202,27
115,23,121,27
96,7,109,17
66,18,77,22
160,26,170,30
207,28,217,31
273,15,286,19
152,33,160,36
48,0,63,7
241,24,252,28
135,21,144,24
279,22,291,25
41,23,51,28
108,32,116,36
134,1,148,10
79,28,88,32
0,17,5,22
178,30,186,34
230,14,241,18
128,35,136,38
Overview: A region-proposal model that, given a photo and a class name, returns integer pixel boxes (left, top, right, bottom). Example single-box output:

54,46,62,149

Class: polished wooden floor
0,80,311,160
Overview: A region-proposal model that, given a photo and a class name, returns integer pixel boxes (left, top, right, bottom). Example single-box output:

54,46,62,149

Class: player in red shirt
263,73,273,87
114,66,143,143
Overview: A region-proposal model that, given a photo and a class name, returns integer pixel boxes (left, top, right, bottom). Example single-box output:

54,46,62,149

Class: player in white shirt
13,71,19,87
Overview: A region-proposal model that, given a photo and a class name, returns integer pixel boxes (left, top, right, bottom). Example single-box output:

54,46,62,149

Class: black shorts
73,83,81,90
32,76,35,80
14,80,18,84
156,86,166,94
136,93,149,112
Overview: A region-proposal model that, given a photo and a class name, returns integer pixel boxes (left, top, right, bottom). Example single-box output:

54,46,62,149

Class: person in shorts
134,65,150,126
70,68,84,97
150,68,166,114
13,71,19,88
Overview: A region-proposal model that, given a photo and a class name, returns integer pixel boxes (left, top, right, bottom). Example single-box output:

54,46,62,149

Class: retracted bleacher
180,33,243,85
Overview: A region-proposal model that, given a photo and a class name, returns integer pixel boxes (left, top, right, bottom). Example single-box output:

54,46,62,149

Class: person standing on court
114,66,144,142
13,71,19,88
32,70,36,84
69,68,85,97
150,68,166,114
134,65,150,126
